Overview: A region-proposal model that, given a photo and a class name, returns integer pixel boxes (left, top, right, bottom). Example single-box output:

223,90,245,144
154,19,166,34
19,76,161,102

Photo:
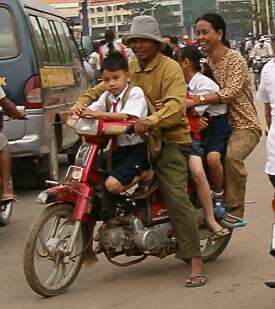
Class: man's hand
197,117,209,131
73,105,87,116
134,119,153,134
80,108,98,118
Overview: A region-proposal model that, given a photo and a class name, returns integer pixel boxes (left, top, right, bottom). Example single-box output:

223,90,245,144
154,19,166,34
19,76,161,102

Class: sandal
212,228,230,240
1,194,16,203
221,213,247,228
186,274,208,287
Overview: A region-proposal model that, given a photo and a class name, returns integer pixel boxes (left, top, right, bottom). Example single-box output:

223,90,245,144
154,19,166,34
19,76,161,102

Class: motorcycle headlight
36,191,57,204
75,118,99,136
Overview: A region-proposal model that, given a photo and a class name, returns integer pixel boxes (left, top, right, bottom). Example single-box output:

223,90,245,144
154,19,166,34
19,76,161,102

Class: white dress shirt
90,84,148,146
188,72,227,116
256,59,275,175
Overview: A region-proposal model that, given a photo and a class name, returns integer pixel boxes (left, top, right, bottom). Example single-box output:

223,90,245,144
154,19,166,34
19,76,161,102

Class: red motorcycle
23,117,233,297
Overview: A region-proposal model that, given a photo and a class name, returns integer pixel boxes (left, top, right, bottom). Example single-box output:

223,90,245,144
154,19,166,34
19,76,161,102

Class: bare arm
81,108,134,121
0,97,25,119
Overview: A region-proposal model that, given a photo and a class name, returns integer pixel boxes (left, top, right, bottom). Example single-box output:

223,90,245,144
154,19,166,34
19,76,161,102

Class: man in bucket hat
71,16,206,287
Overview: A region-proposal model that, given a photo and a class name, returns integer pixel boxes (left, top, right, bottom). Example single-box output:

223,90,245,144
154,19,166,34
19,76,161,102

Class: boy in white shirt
79,52,151,219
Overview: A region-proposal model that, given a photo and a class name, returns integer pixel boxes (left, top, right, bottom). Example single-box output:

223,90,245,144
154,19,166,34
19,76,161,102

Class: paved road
1,103,275,309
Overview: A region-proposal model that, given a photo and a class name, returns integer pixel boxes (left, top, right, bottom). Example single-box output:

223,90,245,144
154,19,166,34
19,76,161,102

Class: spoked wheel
0,201,13,226
199,227,232,263
23,204,88,297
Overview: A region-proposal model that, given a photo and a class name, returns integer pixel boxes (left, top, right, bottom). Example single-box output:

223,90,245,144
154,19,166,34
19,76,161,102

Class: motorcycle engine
99,217,172,255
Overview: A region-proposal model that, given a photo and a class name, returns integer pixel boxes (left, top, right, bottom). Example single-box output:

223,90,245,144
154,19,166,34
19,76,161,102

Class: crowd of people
2,11,273,288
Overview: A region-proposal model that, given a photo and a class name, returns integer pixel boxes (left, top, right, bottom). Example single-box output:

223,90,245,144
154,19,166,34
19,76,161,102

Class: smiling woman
193,13,262,220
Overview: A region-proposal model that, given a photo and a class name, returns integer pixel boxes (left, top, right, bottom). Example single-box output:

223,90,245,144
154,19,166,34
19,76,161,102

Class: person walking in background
99,29,127,65
192,13,261,223
256,37,275,204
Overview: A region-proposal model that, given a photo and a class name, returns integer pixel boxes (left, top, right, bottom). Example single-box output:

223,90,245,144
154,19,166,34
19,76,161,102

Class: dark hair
176,45,203,71
162,35,172,41
195,13,230,48
176,45,218,84
101,51,128,73
171,36,178,45
162,43,173,58
105,29,116,56
105,29,115,43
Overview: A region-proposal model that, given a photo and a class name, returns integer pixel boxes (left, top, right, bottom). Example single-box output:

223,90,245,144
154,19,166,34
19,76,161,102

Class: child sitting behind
176,45,230,238
79,52,152,219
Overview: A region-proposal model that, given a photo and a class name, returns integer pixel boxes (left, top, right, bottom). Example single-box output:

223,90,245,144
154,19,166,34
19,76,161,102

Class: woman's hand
197,117,209,131
191,95,201,106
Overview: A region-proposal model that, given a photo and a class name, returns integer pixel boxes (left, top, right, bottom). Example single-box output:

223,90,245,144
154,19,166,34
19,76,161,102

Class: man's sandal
185,274,208,287
212,228,230,240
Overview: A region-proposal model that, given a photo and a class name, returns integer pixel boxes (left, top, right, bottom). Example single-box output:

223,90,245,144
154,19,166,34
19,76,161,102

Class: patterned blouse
211,49,261,132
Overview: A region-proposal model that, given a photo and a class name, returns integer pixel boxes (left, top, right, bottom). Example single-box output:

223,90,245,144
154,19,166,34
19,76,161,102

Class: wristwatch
199,95,206,103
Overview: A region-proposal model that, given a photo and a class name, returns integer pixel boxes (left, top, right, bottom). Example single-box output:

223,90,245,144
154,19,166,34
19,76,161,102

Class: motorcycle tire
23,204,89,297
0,202,13,226
200,230,232,263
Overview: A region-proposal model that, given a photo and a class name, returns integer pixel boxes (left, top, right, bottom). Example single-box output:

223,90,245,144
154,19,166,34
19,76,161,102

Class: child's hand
197,117,209,131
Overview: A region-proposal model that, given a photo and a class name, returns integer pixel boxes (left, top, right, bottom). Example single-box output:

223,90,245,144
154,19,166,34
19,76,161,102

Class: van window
0,7,19,59
49,20,64,63
61,22,80,62
54,22,72,64
37,17,60,64
29,15,49,63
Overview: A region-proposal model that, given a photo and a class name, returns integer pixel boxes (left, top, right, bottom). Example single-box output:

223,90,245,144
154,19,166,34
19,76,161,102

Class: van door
28,14,86,151
0,3,28,140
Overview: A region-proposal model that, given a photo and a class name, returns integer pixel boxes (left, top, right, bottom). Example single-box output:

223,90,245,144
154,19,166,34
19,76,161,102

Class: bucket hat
122,16,163,46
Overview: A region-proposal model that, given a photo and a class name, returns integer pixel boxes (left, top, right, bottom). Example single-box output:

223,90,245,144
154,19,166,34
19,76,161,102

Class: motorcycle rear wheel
200,229,232,263
23,204,88,297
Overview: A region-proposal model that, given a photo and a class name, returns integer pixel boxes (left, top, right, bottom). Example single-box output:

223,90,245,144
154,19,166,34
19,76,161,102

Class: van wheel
36,136,59,189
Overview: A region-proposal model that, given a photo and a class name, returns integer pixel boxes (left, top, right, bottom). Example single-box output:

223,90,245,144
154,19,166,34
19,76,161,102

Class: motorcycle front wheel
23,204,89,297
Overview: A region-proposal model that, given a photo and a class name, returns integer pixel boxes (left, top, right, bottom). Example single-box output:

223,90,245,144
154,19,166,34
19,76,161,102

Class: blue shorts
101,143,151,186
201,113,231,156
190,139,205,157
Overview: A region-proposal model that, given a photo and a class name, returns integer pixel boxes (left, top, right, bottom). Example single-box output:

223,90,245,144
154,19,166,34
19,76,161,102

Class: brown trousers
225,128,261,216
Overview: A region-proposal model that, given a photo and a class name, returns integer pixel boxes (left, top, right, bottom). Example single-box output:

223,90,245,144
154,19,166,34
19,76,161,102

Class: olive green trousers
156,143,201,259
